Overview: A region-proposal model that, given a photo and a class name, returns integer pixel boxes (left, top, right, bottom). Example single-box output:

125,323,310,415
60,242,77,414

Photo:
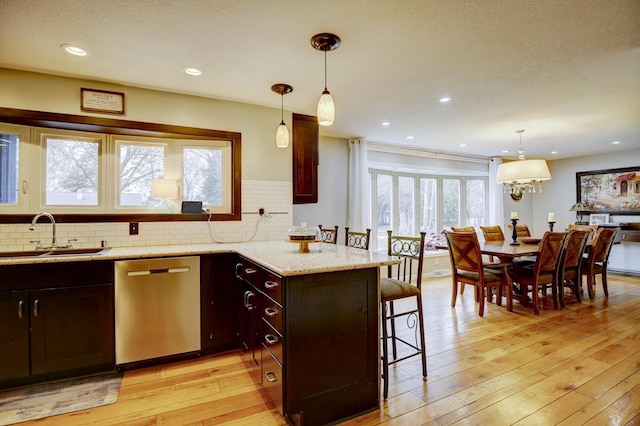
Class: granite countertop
0,241,398,277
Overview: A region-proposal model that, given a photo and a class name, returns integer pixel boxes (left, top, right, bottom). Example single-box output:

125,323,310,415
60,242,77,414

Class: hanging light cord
323,49,328,90
280,92,284,123
517,129,526,160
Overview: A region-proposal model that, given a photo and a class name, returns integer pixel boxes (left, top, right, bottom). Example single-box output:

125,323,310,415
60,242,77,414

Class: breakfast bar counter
0,241,397,426
0,240,397,275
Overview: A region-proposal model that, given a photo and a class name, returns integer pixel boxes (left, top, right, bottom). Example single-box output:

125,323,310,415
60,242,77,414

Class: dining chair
344,227,371,249
380,230,427,400
507,231,568,315
318,225,339,244
508,224,532,237
451,226,475,232
444,230,512,316
558,229,591,306
581,227,619,300
479,225,505,242
450,227,478,297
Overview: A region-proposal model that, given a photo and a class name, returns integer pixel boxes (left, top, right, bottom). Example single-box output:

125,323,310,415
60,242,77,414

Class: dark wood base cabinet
236,257,379,426
201,254,237,355
0,261,115,388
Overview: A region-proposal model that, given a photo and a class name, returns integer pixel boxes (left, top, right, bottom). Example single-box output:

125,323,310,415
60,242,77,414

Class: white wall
292,136,349,242
0,68,291,182
0,68,299,248
532,148,640,234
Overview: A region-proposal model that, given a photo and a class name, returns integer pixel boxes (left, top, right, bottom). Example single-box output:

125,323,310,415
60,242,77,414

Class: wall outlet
259,208,265,216
129,222,139,235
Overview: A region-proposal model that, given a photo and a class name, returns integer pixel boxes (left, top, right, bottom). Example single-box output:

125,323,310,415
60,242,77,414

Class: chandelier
496,130,551,200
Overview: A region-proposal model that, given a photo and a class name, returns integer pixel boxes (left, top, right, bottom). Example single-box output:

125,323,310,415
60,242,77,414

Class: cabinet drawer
262,319,283,364
262,297,283,332
616,230,640,243
237,260,283,304
260,270,282,305
261,346,284,415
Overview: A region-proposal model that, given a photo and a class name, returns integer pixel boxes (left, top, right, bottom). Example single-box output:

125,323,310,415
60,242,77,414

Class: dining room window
370,170,488,250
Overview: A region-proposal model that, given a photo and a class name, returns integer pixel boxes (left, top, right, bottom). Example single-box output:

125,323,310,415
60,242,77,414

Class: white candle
510,211,518,220
548,212,556,222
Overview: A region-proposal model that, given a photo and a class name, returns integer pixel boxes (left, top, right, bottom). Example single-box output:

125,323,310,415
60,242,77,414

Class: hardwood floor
19,273,640,425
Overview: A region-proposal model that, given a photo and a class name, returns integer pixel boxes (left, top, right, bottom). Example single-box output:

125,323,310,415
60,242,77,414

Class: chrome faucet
29,212,59,249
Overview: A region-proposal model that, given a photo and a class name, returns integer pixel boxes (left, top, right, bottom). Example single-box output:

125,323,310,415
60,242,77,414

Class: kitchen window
0,108,241,222
371,170,487,250
116,138,167,208
40,130,105,209
0,124,30,212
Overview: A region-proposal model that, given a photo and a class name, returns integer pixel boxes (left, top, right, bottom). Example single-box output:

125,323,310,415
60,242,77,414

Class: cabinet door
292,113,318,204
0,290,30,381
30,284,114,376
201,254,236,355
286,268,379,426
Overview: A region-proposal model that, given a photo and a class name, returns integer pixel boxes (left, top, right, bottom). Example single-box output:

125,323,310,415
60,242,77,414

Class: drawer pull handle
18,300,24,319
33,299,39,317
245,268,257,275
264,307,278,317
264,334,279,345
235,263,243,278
244,291,256,310
265,371,278,383
264,280,279,289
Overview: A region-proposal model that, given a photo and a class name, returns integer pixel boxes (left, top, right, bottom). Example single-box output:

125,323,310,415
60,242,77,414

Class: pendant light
271,83,293,148
311,33,341,126
496,130,552,201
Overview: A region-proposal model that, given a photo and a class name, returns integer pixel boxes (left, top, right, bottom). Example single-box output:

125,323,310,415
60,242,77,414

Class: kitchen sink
44,247,110,256
0,250,48,258
0,247,109,258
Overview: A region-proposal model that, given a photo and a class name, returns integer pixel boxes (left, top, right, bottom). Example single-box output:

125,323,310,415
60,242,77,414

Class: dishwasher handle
126,266,190,277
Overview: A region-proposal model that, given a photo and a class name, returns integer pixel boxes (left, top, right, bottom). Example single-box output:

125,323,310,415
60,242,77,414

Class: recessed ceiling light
612,140,620,145
406,136,414,140
458,143,466,147
551,151,558,154
501,150,510,153
439,97,451,103
61,44,87,56
183,67,202,76
381,122,390,126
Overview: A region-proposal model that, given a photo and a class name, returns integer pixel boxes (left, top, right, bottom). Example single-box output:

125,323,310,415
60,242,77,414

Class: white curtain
348,139,370,231
488,157,504,226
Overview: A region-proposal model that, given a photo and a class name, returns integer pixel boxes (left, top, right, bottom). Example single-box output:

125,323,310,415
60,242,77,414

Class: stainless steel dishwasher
115,256,200,365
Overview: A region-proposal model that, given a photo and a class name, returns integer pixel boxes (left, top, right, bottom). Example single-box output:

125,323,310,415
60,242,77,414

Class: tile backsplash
0,180,292,251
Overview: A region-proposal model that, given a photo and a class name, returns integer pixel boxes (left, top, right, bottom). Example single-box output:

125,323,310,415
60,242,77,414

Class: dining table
440,232,599,310
438,236,548,308
479,239,543,307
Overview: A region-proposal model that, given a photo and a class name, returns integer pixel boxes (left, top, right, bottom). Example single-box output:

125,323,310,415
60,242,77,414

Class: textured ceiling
1,0,639,160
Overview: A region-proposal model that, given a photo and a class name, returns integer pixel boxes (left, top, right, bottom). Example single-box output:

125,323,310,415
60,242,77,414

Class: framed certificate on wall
81,88,125,115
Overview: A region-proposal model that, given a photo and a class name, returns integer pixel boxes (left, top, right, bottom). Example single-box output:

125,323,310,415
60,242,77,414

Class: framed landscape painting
576,166,640,215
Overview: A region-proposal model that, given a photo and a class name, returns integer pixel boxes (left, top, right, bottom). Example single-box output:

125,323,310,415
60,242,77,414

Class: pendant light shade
271,83,293,148
496,130,551,200
317,89,335,126
311,33,341,127
276,120,290,148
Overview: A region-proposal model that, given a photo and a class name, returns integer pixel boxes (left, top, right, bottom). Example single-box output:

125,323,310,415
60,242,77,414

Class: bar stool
380,230,427,400
318,225,338,244
344,227,371,249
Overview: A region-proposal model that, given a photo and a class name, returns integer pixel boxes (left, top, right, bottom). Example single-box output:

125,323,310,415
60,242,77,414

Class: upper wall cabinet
292,114,318,204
